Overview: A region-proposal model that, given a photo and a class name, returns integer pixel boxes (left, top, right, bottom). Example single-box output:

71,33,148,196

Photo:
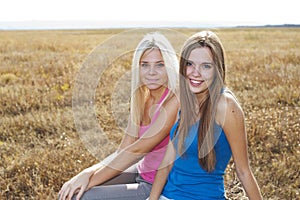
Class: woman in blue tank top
147,31,262,200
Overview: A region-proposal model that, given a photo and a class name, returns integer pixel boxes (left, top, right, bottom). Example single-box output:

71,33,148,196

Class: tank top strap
152,87,169,117
220,87,226,94
157,88,169,105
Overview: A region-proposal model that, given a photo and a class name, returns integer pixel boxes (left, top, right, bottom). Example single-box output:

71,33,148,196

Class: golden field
0,28,299,199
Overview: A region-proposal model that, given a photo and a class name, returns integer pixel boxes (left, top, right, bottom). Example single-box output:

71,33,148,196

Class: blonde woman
148,31,262,200
58,32,180,200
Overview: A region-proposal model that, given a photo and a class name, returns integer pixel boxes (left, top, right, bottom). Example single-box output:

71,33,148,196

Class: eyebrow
187,60,213,65
140,60,164,63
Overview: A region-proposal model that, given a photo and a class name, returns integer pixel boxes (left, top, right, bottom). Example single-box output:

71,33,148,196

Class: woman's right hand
58,170,92,200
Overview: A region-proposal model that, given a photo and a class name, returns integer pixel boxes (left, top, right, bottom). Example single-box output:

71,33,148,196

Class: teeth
190,79,202,84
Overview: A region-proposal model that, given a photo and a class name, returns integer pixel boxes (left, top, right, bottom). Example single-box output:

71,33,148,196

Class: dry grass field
0,28,299,199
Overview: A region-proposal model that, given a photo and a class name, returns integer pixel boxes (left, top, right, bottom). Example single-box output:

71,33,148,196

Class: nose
191,65,202,77
148,65,157,75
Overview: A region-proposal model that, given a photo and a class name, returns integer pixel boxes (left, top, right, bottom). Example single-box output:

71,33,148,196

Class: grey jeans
72,164,152,200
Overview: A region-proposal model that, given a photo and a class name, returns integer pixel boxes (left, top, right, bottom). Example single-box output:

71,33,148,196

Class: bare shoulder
163,92,180,109
215,91,244,126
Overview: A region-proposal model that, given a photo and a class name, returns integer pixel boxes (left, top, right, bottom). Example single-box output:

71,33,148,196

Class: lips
189,79,204,87
146,78,159,83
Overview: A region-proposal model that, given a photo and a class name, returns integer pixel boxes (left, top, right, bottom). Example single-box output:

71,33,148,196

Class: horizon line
0,20,299,30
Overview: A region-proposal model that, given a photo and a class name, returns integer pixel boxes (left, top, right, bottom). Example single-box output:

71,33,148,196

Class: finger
76,187,86,200
67,188,76,200
67,187,81,200
61,186,70,200
58,183,68,200
58,184,66,197
74,188,80,195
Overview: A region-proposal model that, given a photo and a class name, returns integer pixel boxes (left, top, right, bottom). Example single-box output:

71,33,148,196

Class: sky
0,0,299,29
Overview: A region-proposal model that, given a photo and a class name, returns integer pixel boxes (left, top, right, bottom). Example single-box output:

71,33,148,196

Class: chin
146,84,162,90
188,86,203,93
191,89,203,94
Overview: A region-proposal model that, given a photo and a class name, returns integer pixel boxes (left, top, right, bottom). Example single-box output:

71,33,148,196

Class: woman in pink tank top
59,32,180,200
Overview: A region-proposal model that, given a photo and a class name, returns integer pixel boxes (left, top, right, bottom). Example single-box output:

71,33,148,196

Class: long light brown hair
177,31,226,172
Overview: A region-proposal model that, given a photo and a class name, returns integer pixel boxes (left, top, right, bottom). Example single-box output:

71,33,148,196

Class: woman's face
139,48,168,91
185,47,215,94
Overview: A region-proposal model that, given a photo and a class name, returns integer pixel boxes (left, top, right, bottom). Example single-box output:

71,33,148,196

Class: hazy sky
1,0,299,28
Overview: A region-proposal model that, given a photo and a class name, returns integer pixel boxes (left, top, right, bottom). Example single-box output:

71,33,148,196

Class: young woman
58,32,180,200
148,31,262,200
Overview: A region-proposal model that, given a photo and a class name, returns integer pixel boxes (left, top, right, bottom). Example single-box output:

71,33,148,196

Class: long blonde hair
177,31,226,172
130,32,179,136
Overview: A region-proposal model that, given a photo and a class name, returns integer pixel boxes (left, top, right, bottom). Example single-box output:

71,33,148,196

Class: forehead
188,47,213,63
140,48,163,61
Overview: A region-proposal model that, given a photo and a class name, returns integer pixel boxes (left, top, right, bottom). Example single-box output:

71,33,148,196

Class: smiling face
185,47,215,94
139,48,168,91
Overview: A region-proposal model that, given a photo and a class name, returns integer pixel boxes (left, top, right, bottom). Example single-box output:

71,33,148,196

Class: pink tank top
137,88,170,183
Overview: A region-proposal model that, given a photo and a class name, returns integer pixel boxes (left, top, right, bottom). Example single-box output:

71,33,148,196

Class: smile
146,78,159,82
189,79,204,87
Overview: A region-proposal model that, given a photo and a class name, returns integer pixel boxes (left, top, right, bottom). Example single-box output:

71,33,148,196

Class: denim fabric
72,165,152,200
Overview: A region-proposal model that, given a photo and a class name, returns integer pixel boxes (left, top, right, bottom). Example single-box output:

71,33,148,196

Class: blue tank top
162,119,232,200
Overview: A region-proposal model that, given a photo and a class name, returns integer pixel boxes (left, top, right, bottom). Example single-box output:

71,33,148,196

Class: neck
148,86,167,104
196,89,209,105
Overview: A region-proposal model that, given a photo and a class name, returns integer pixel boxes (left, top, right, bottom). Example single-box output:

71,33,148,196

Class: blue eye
156,63,165,67
202,64,212,69
141,63,149,67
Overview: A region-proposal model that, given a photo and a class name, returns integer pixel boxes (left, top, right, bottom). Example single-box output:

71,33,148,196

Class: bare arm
148,140,175,200
58,128,137,200
80,130,138,175
219,93,262,200
87,96,179,189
